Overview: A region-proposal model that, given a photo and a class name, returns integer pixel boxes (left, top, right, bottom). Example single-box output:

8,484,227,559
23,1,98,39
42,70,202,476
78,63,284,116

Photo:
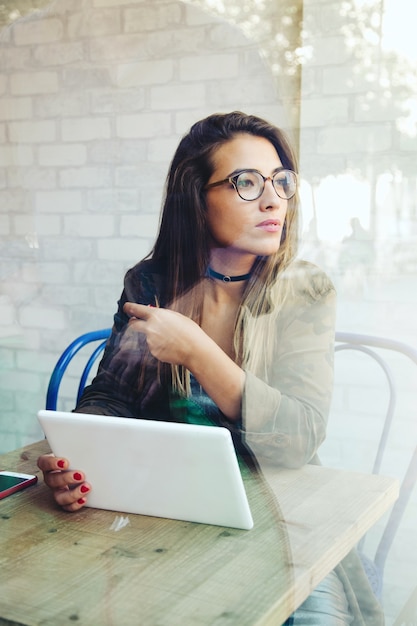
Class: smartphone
0,471,38,500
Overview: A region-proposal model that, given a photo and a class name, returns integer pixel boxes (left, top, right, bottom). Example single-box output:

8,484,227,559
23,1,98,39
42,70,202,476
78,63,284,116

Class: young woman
37,111,383,625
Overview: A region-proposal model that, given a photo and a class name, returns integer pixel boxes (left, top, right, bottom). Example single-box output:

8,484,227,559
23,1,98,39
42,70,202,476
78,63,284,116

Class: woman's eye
276,176,289,189
237,175,255,188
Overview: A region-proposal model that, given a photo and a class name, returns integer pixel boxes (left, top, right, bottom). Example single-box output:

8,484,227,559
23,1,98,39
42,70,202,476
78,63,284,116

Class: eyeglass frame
204,167,298,201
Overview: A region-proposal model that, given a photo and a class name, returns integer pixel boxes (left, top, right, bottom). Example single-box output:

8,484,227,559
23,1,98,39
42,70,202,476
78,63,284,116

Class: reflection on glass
0,1,415,623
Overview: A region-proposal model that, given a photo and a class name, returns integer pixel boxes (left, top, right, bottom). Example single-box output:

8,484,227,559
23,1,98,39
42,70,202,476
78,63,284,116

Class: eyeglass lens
235,170,296,200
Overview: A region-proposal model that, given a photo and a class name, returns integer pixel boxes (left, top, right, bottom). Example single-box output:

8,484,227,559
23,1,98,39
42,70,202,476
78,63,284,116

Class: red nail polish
80,485,89,494
77,498,85,505
73,472,82,481
57,460,65,469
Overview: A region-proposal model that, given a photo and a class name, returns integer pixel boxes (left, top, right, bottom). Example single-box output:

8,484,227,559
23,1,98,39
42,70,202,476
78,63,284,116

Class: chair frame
335,332,417,597
45,328,111,411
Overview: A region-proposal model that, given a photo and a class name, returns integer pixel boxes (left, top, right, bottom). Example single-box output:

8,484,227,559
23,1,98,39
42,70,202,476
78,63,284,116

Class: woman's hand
123,301,245,421
123,302,203,368
37,454,91,512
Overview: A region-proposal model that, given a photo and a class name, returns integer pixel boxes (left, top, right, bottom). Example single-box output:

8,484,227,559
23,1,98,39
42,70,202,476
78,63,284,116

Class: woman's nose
259,178,282,210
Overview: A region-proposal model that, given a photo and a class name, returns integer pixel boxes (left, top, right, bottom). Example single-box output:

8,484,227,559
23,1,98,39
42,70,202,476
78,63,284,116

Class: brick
13,17,63,45
0,145,34,167
42,237,93,261
318,124,392,153
354,95,399,123
0,303,14,326
0,432,19,455
61,118,112,142
93,285,121,310
41,285,91,307
116,112,171,138
86,188,140,213
114,59,174,87
399,134,417,151
148,135,181,162
8,120,56,143
0,369,41,393
90,33,148,62
0,390,14,411
94,0,133,4
35,190,83,214
174,109,213,134
300,96,349,127
0,215,10,235
91,89,146,114
39,144,87,167
206,77,276,107
97,237,150,262
35,262,71,284
10,72,59,96
123,4,182,33
120,214,159,238
323,67,372,95
0,190,27,213
145,28,206,57
35,215,61,236
89,139,146,164
14,394,47,430
179,54,239,81
69,308,115,332
68,9,122,39
16,350,56,374
7,167,56,190
185,4,220,26
72,259,124,285
62,68,112,90
305,36,352,66
63,214,115,238
151,83,205,110
0,97,33,121
34,92,90,118
59,167,112,188
209,23,249,49
0,47,31,71
13,214,35,236
33,41,84,66
115,162,166,188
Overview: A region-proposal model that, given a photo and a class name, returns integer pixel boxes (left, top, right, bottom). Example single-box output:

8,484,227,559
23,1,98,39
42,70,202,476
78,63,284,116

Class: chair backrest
46,329,112,411
334,331,417,599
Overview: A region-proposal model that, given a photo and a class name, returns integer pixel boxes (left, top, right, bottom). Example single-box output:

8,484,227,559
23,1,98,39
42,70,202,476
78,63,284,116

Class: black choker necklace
207,267,252,283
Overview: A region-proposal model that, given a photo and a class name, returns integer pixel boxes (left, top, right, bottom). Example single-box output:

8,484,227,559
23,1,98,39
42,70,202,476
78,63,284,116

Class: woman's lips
256,219,282,232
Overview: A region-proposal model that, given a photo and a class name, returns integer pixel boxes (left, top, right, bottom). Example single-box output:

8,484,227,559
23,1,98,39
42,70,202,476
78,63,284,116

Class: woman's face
205,133,289,272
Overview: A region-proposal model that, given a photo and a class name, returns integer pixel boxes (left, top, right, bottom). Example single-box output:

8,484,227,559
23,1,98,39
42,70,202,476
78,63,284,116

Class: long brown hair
146,111,300,391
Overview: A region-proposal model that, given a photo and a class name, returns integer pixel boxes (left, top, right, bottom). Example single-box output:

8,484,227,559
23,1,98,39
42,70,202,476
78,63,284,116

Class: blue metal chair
45,328,112,410
334,332,417,600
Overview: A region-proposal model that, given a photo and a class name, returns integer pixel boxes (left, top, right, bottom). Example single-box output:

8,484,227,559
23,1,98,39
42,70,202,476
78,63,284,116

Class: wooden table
0,440,398,626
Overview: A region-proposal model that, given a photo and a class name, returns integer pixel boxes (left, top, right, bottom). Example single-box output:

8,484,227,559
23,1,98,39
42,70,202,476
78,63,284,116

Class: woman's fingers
54,483,91,511
37,453,67,473
37,454,91,511
124,302,152,320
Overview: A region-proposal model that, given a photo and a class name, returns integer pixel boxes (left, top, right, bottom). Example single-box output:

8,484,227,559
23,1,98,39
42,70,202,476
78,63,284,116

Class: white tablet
37,410,254,530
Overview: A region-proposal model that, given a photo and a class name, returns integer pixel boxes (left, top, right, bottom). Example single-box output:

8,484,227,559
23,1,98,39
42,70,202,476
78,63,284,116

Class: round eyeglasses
205,168,297,201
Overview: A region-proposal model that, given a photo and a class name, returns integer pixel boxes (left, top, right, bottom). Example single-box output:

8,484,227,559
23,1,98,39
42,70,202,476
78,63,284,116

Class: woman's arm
242,286,337,468
123,303,246,420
